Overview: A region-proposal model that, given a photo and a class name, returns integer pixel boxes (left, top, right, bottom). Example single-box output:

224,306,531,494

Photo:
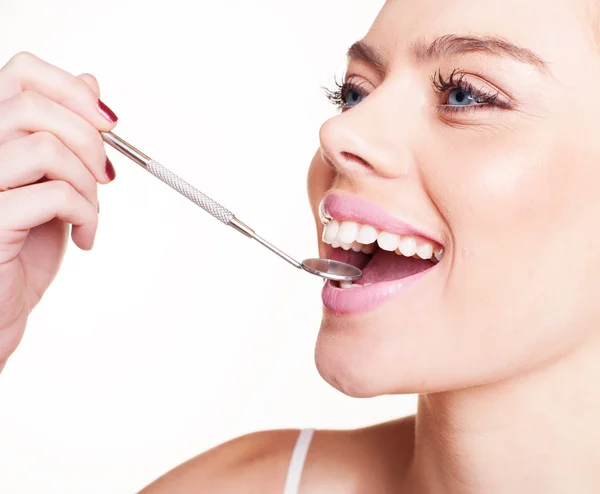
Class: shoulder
138,417,415,494
138,429,302,494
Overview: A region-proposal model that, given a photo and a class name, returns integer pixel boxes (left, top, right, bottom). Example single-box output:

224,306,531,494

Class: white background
0,1,416,492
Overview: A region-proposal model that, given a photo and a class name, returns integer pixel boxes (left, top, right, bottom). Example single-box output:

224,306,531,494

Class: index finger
0,52,118,131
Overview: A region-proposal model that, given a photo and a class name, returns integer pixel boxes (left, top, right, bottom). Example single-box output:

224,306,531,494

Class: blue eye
448,87,478,106
432,69,509,115
344,87,364,107
325,77,371,111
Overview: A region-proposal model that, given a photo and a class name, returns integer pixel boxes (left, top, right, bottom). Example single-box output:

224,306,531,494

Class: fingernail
98,99,118,123
105,157,116,181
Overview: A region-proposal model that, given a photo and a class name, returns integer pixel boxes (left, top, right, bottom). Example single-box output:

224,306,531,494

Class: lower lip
321,270,431,314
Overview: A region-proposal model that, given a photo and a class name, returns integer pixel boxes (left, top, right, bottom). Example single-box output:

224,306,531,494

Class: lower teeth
339,282,374,289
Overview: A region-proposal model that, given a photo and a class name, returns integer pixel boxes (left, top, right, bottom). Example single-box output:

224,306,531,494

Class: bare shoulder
138,429,301,494
138,417,415,494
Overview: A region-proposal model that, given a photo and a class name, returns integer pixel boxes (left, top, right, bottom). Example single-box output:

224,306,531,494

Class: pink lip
320,193,441,243
321,247,436,314
321,276,429,314
318,193,443,314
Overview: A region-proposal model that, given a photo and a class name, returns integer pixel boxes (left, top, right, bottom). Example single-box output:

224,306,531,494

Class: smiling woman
2,0,600,492
143,0,600,491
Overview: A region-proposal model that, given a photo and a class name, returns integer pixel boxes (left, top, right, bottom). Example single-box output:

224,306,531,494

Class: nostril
341,151,374,171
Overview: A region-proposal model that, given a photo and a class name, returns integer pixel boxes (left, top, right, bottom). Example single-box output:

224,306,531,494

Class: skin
2,0,600,492
0,53,116,366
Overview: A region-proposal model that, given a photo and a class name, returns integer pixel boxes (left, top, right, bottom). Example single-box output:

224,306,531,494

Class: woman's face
308,0,600,397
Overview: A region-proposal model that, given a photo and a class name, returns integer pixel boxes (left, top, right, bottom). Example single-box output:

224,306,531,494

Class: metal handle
145,159,235,225
102,131,152,168
101,131,303,270
102,132,235,225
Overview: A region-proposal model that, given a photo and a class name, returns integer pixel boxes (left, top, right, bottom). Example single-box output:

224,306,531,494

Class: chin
313,308,537,399
314,310,424,398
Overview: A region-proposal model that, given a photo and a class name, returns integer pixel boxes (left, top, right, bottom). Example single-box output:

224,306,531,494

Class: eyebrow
347,40,388,74
347,34,549,74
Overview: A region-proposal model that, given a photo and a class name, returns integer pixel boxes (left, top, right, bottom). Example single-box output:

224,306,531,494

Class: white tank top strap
282,428,316,494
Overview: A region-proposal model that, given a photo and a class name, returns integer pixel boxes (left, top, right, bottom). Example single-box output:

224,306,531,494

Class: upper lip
319,193,443,245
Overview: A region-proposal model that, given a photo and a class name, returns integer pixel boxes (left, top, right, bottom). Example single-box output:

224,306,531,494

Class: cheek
431,129,580,247
427,127,600,359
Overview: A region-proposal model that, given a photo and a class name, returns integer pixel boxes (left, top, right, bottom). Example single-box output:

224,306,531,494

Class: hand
0,52,119,368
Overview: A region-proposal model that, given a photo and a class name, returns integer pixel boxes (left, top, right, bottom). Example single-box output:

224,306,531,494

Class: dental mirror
101,132,363,283
301,258,362,282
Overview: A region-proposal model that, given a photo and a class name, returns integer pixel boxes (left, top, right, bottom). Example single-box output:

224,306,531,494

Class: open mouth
318,193,445,313
323,219,444,289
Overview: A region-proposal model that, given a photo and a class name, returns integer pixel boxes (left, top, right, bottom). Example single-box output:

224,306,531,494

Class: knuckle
33,131,63,159
66,76,95,102
80,73,99,87
33,133,98,200
17,90,44,112
6,51,36,71
49,180,75,206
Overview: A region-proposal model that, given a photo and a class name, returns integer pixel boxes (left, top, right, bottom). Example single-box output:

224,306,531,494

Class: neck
407,340,600,494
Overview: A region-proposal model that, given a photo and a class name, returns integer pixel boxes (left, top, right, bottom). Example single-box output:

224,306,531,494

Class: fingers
0,91,114,185
0,132,98,208
0,180,98,250
77,73,101,98
0,54,115,252
0,52,118,131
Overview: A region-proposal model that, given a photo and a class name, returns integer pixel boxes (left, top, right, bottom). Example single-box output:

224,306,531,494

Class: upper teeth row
323,220,444,261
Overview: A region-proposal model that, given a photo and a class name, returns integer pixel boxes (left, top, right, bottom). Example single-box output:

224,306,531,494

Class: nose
319,85,416,180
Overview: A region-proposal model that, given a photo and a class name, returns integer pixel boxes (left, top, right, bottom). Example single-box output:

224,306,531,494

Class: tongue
358,249,433,285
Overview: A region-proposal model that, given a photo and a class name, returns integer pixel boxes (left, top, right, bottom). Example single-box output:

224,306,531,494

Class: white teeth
362,243,376,255
323,219,443,263
399,237,418,257
417,243,434,260
351,242,363,252
435,248,445,262
364,283,374,287
339,281,362,289
378,232,401,252
323,220,340,244
338,221,360,244
358,225,379,244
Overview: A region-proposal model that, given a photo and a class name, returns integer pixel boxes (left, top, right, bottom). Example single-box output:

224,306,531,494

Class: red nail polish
98,100,118,123
105,157,116,181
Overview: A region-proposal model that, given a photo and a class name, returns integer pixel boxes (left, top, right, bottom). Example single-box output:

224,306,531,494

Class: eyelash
324,75,369,109
431,69,510,114
325,69,512,115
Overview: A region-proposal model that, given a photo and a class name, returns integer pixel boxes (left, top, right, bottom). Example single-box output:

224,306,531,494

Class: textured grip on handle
146,160,234,225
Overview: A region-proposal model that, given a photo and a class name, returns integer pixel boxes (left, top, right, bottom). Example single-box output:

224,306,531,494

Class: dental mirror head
301,258,362,282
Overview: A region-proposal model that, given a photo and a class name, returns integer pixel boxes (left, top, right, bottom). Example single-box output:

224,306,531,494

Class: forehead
366,0,595,69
